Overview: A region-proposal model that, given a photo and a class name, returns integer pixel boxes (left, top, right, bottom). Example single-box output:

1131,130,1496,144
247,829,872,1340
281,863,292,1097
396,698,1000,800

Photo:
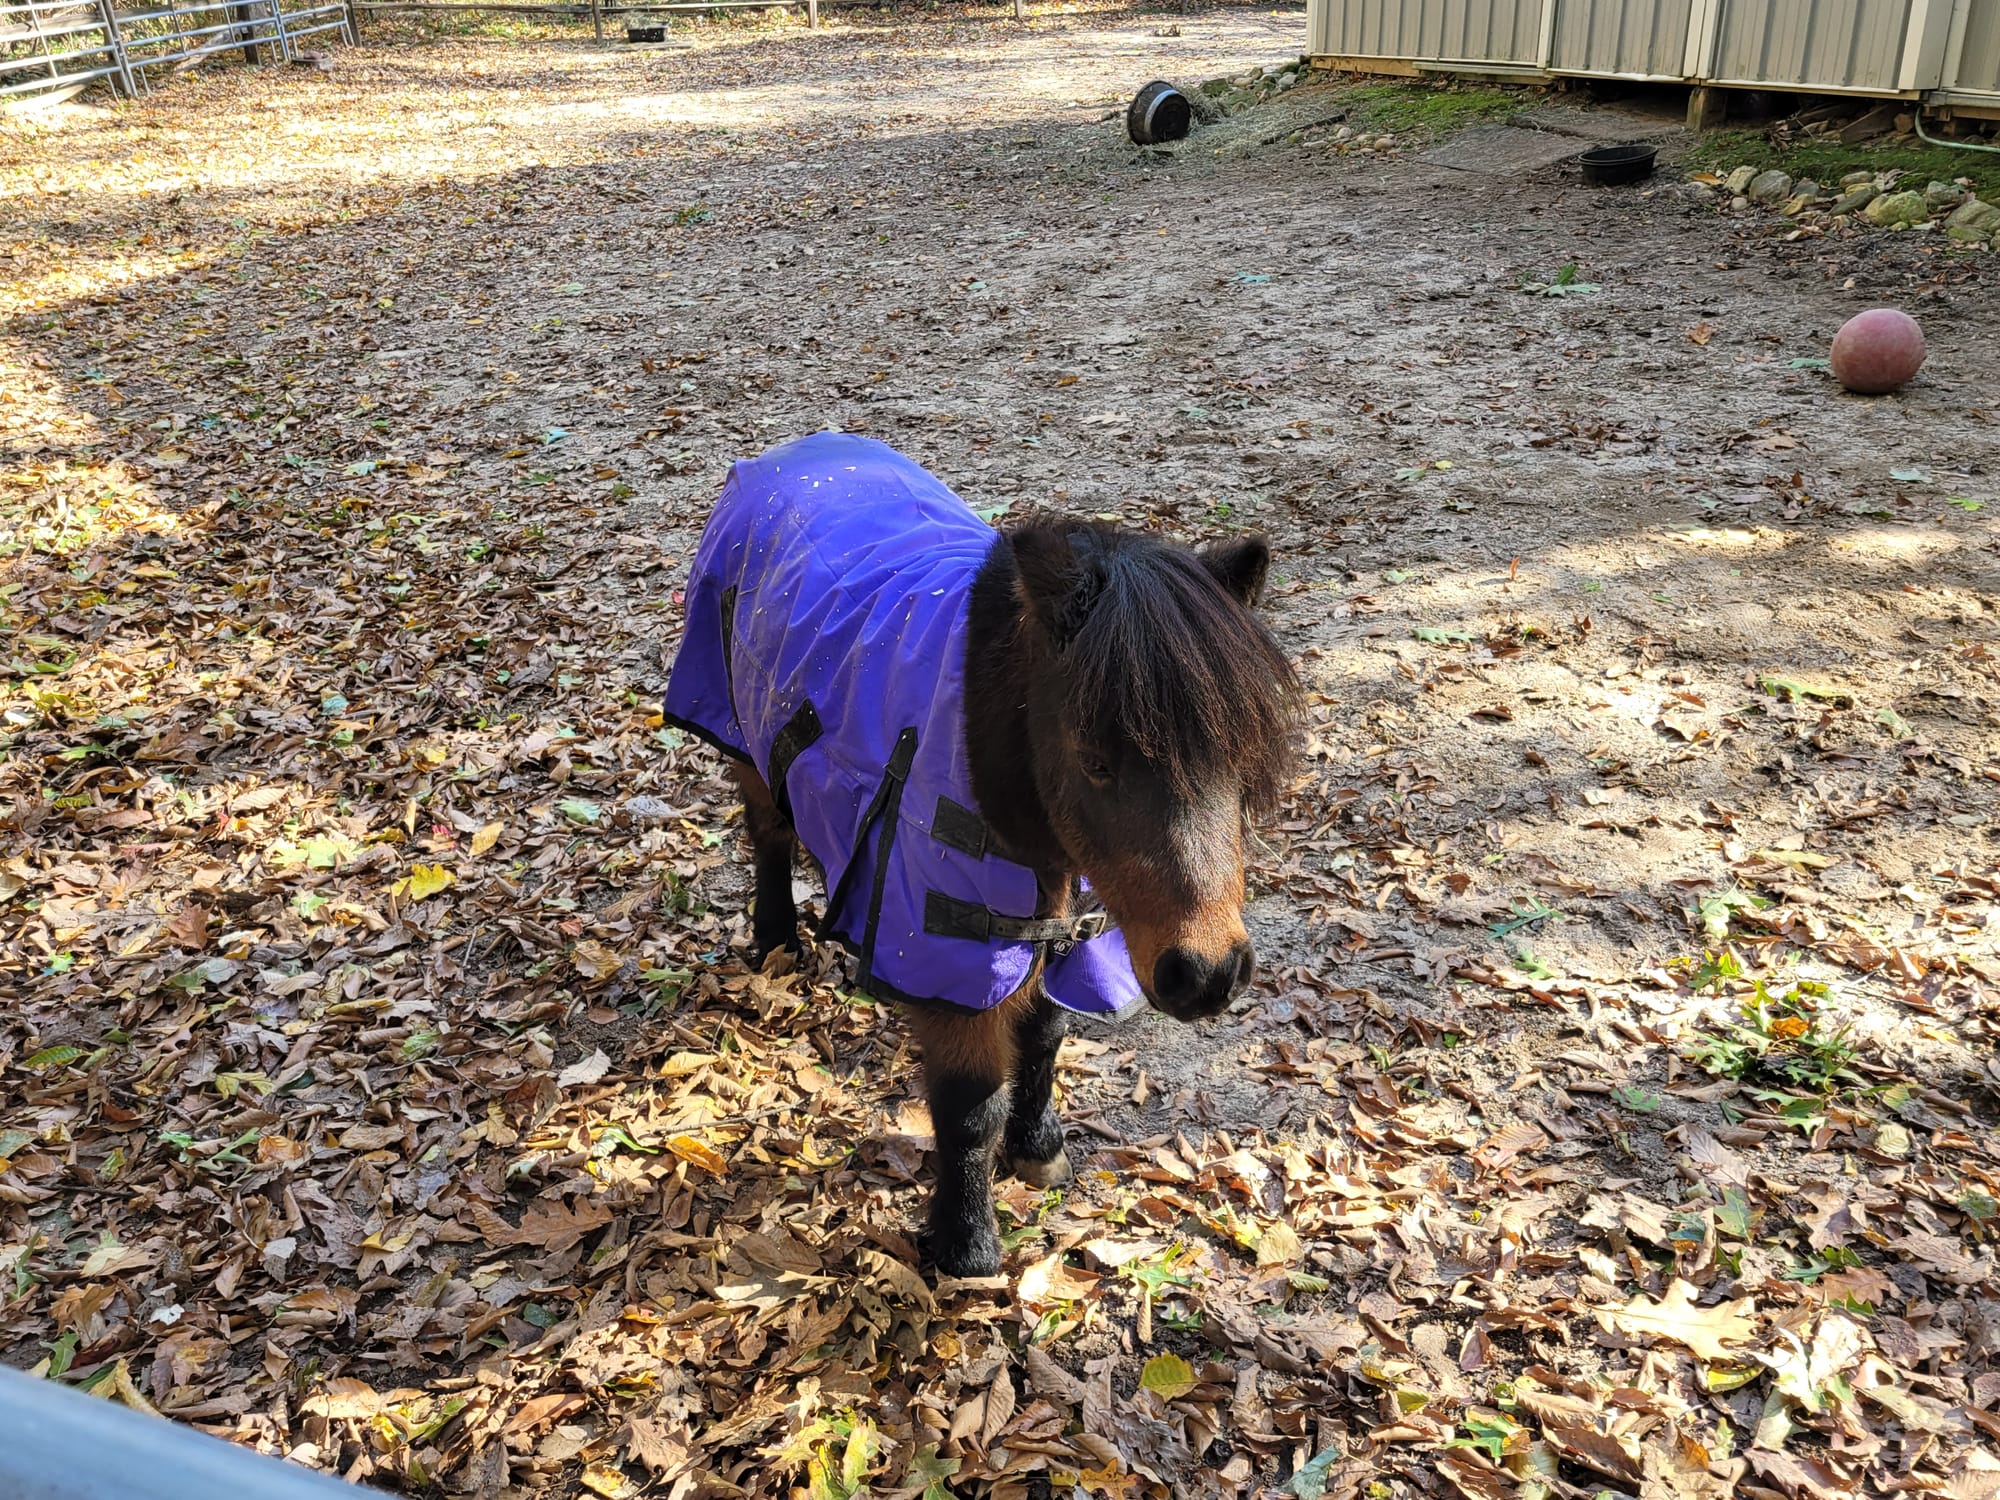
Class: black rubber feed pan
1128,81,1191,146
625,23,666,41
1579,143,1658,186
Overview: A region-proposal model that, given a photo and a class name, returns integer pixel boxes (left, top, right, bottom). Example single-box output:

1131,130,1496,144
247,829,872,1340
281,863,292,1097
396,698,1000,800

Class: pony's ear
1011,528,1103,649
1201,534,1271,608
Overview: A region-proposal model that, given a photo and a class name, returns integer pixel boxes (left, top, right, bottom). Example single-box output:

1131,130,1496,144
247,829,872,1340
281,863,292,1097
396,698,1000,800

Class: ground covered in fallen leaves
4,7,2000,1498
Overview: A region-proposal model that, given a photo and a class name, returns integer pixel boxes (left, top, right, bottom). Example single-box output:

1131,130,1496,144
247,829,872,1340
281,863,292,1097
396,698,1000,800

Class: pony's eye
1080,755,1114,782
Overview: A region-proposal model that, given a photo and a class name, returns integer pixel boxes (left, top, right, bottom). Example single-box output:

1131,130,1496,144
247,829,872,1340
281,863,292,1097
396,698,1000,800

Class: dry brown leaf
571,942,622,982
1024,1345,1084,1405
980,1366,1017,1447
557,1048,614,1088
510,1197,613,1252
1598,1279,1756,1363
622,1416,695,1475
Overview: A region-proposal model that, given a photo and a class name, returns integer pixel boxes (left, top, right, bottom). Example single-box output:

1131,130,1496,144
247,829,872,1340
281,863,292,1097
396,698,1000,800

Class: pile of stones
1689,164,2000,247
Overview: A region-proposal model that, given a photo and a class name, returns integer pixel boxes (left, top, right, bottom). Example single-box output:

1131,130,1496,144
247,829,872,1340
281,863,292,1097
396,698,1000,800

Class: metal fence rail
1,0,351,104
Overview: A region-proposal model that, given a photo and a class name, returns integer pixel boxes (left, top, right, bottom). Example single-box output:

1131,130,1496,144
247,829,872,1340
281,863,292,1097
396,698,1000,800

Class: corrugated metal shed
1311,0,1547,67
1307,0,2000,105
1704,0,1926,92
1549,0,1695,79
1941,0,2000,99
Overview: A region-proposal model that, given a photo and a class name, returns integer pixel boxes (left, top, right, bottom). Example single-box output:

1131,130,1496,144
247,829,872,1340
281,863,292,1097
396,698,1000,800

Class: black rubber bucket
1128,81,1192,146
1579,143,1658,186
625,23,666,41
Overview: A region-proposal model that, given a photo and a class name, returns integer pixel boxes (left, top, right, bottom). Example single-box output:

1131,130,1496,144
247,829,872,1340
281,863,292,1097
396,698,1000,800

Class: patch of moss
1341,81,1529,138
1689,128,2000,203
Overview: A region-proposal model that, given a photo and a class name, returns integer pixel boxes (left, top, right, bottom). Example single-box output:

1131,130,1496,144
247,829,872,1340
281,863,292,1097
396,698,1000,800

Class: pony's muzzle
1151,940,1255,1020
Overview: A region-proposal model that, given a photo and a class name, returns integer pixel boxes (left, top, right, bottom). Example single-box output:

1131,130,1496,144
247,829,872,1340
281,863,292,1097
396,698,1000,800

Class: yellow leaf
396,863,456,900
666,1135,727,1174
470,821,503,856
1255,1220,1302,1267
1018,1251,1100,1308
1138,1352,1196,1400
1598,1279,1756,1363
579,1461,631,1498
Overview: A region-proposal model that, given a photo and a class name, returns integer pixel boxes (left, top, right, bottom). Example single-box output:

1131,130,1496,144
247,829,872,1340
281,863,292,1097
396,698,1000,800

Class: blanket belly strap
922,891,1111,953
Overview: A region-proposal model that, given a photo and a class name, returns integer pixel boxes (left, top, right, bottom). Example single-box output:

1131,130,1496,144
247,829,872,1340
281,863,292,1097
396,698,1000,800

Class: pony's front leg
1004,988,1071,1187
908,1001,1016,1277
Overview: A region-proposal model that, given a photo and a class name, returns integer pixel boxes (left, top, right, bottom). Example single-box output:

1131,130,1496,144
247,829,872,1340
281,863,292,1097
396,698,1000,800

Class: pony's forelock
1054,531,1301,810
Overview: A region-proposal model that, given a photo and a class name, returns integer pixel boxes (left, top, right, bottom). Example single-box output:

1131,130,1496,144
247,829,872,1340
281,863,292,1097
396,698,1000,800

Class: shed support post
589,0,602,42
1686,85,1727,130
806,0,816,28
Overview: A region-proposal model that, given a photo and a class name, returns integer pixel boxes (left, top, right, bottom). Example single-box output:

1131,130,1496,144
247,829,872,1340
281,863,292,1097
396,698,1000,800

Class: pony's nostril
1153,947,1204,1008
1230,941,1256,996
1153,945,1251,1016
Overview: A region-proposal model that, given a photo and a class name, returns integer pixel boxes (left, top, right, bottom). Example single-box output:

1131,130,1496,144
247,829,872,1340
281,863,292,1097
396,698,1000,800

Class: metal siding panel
1551,0,1695,76
1710,0,1917,89
1308,0,1549,64
1950,0,2000,90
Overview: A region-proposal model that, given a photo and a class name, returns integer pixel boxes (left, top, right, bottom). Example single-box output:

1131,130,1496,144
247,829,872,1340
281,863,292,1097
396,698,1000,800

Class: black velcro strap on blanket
929,796,988,858
922,891,1111,947
718,586,740,720
766,700,824,826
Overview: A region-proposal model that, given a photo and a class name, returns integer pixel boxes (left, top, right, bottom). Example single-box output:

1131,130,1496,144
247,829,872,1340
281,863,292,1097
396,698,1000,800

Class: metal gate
1,0,350,104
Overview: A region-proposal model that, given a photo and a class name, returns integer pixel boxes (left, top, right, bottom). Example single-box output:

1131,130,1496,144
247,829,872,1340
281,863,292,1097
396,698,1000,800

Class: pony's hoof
924,1226,1003,1279
1010,1149,1072,1188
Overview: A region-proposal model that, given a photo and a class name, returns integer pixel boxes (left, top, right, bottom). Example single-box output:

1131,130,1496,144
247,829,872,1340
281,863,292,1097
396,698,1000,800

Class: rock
1829,184,1880,216
1945,197,2000,243
1863,190,1928,227
1925,179,1967,211
1723,165,1758,195
1840,170,1876,188
1199,78,1232,97
1792,179,1821,200
1747,169,1793,205
1731,195,1752,215
1331,124,1355,143
1894,111,1915,133
1947,197,2000,228
1783,194,1815,217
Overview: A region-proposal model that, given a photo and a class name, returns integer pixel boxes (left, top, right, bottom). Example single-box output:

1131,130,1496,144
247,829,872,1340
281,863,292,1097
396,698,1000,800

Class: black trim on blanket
766,700,825,827
857,727,919,989
717,585,740,726
929,795,989,858
661,711,752,765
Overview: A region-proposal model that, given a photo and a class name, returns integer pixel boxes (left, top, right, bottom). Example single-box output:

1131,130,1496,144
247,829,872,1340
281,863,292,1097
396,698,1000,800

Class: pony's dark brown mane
1042,525,1302,811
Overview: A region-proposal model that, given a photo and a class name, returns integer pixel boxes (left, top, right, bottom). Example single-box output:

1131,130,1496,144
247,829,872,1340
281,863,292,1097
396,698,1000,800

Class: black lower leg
732,765,799,958
1005,990,1069,1183
923,1068,1010,1277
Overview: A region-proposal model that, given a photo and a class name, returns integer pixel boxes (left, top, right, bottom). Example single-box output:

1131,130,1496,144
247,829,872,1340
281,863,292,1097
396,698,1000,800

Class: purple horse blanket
663,433,1142,1018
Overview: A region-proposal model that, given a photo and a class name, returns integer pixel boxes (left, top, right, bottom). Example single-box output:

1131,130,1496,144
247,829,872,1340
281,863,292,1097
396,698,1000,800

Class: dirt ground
3,6,1999,1499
